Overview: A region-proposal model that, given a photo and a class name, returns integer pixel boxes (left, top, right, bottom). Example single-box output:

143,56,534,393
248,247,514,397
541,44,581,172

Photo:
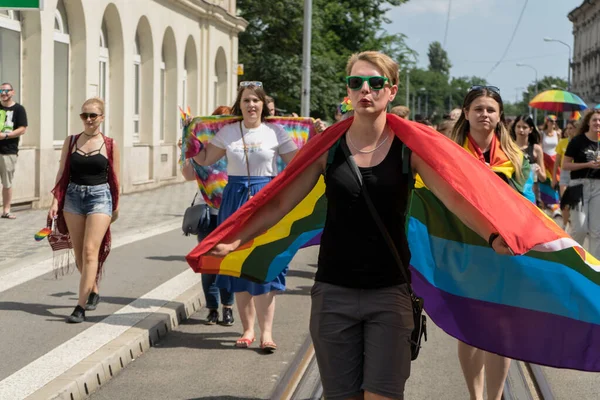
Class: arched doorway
53,1,69,142
184,36,198,114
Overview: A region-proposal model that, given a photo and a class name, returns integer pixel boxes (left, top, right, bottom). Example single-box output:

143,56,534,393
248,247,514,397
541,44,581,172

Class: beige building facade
0,0,246,208
569,0,600,104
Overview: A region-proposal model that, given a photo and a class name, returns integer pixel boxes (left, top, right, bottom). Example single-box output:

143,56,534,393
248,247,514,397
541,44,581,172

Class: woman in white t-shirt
193,82,297,353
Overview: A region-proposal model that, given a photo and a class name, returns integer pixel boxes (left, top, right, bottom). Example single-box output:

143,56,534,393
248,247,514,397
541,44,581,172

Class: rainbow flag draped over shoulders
187,114,600,371
181,115,317,209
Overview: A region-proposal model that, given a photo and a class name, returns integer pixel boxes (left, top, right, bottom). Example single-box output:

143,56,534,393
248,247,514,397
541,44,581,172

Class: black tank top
69,140,109,185
316,136,410,289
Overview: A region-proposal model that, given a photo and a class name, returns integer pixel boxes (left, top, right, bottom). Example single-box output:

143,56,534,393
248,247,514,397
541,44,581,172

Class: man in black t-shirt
0,82,28,219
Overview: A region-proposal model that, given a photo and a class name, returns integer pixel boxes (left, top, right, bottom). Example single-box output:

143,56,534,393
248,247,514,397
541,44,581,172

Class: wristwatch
3,133,8,140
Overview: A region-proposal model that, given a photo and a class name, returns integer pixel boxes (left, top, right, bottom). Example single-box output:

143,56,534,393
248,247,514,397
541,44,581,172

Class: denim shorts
63,182,112,217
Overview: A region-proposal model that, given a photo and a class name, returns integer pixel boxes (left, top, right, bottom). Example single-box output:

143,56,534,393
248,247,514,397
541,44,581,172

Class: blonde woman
206,52,512,400
449,86,529,400
49,98,120,323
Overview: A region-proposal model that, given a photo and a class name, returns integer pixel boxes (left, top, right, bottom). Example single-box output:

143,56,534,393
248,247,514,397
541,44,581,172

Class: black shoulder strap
340,138,414,294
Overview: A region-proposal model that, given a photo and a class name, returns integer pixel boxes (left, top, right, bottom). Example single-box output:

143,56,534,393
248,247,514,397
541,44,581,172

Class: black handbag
341,138,427,361
182,192,212,238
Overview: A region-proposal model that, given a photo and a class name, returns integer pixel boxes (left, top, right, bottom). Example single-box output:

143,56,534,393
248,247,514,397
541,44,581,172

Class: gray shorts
559,169,571,186
309,281,413,400
0,154,17,188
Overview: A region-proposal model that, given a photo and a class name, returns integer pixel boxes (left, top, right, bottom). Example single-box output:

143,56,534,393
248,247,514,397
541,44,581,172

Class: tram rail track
270,333,323,400
504,361,555,400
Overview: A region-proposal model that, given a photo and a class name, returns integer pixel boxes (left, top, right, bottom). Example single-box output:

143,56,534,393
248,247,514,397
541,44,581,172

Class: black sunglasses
80,113,102,121
468,85,501,95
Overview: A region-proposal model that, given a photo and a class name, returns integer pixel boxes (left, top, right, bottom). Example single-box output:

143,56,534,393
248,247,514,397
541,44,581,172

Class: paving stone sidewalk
0,182,197,264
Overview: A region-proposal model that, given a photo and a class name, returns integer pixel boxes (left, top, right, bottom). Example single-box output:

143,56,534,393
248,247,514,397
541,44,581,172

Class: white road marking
0,268,201,400
0,221,181,294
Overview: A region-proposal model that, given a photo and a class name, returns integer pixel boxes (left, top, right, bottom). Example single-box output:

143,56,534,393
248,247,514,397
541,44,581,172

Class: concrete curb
26,282,204,400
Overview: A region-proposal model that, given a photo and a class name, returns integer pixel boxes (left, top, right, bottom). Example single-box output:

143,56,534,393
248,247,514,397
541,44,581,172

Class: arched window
160,48,166,142
0,11,21,102
54,2,69,142
133,34,141,142
182,60,187,113
99,22,109,135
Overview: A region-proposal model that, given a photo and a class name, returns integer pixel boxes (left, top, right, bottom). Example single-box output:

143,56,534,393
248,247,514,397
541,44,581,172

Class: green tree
428,41,452,75
237,0,412,120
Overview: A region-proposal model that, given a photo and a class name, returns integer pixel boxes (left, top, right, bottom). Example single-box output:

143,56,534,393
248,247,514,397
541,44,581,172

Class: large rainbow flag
181,115,317,209
187,115,600,371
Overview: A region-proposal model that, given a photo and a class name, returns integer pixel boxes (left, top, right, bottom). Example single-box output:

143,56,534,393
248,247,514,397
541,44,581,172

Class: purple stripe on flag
410,266,600,372
300,231,322,249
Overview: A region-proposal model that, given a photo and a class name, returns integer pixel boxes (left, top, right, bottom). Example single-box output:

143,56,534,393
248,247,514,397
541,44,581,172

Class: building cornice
167,0,248,33
569,0,595,22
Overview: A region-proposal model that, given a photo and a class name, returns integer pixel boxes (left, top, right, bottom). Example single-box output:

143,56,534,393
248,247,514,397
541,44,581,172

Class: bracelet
488,232,500,248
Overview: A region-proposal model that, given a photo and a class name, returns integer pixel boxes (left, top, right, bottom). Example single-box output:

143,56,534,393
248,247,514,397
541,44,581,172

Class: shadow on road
146,255,187,262
188,397,263,400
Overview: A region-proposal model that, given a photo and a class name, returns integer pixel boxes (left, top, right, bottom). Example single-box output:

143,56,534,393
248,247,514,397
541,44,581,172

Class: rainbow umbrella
529,90,588,112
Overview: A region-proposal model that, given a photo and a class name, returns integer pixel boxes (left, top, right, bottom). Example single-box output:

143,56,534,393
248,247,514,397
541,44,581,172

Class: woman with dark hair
180,106,235,326
562,110,600,258
510,114,546,184
539,115,561,212
192,82,297,352
450,86,530,400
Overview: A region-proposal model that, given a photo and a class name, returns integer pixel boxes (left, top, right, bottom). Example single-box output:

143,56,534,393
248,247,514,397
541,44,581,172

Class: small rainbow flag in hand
34,218,55,241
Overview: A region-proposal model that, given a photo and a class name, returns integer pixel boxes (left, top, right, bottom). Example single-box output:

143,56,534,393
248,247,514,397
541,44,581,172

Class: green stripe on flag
242,193,328,281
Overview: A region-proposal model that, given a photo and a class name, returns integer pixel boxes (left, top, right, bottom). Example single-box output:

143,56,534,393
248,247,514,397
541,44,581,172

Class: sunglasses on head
0,89,12,94
239,81,263,88
79,113,102,121
346,76,389,91
468,85,501,95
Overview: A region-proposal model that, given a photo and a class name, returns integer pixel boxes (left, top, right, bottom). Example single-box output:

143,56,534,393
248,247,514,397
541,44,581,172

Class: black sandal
1,213,16,219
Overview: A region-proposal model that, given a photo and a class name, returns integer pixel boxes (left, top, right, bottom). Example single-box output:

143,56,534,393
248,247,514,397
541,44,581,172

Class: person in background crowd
510,114,546,184
0,82,28,220
179,106,235,326
540,115,561,214
192,82,297,353
437,118,456,137
554,119,578,227
449,107,462,121
562,110,600,258
48,98,120,323
414,114,433,127
265,96,276,116
450,85,529,400
390,105,410,119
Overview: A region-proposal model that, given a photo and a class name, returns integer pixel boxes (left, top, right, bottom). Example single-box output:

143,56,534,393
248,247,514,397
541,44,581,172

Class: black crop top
316,136,411,289
69,140,108,185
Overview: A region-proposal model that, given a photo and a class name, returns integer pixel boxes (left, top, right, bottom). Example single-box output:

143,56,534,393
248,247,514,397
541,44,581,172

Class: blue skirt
215,176,288,296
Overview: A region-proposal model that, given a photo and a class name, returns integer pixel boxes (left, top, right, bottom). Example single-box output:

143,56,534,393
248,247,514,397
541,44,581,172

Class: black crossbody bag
341,139,427,361
182,192,212,238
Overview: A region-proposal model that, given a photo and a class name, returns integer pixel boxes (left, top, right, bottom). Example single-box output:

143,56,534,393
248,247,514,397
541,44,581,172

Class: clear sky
385,0,583,103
